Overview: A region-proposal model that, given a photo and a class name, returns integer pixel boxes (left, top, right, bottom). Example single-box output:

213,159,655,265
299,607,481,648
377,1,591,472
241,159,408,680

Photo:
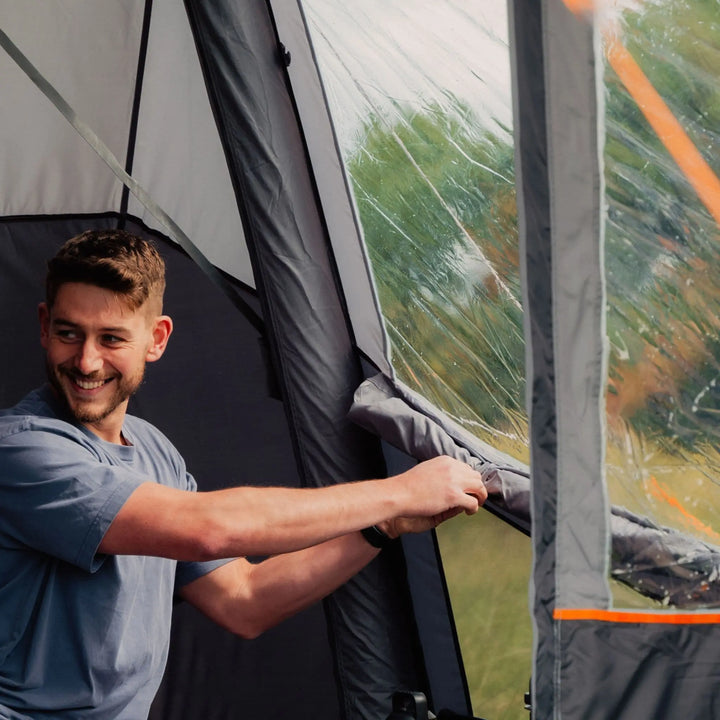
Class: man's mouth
62,372,114,391
73,377,111,390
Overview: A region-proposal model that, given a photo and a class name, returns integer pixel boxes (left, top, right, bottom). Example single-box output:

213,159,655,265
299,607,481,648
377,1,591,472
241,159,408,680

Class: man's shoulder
122,412,187,470
0,386,81,446
0,386,52,418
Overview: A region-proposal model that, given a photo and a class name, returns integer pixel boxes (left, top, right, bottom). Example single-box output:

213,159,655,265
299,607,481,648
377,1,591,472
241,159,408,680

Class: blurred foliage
604,0,720,453
437,512,532,720
347,101,526,455
346,0,720,463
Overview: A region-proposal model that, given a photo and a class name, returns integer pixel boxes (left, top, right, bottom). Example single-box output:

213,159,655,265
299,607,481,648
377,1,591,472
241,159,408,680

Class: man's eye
102,335,124,344
56,329,78,341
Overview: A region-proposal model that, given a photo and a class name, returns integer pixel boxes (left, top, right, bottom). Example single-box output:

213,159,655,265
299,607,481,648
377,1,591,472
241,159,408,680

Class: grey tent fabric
183,3,435,716
511,2,720,718
350,374,531,535
0,1,449,717
511,1,604,716
351,374,720,609
554,620,720,720
5,1,720,719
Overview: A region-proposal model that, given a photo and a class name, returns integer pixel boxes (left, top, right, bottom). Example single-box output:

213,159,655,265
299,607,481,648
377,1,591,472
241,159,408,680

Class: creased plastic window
601,0,720,606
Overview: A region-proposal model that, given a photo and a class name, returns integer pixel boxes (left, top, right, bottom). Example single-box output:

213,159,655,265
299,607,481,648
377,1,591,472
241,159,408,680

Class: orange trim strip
554,608,720,624
562,0,595,13
647,477,720,544
606,37,720,228
561,0,720,229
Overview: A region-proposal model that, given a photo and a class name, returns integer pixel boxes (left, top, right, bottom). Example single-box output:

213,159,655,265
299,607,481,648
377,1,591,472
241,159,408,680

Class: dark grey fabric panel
0,219,100,403
269,0,391,375
385,445,472,717
557,619,720,719
184,2,432,717
509,0,557,716
152,603,337,720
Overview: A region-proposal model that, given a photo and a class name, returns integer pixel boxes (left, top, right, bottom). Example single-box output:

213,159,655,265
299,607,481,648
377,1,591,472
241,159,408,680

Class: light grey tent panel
544,0,610,610
128,0,251,285
0,0,253,287
0,3,139,214
516,1,611,714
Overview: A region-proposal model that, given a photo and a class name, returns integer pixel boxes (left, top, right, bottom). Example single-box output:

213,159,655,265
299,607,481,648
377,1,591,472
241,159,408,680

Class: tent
2,1,720,718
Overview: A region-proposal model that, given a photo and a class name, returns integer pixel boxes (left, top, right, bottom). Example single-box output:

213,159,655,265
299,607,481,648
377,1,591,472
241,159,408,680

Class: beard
46,357,145,426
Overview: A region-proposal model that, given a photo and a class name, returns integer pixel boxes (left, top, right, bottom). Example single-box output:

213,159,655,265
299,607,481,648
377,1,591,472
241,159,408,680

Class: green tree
604,0,720,450
347,102,525,451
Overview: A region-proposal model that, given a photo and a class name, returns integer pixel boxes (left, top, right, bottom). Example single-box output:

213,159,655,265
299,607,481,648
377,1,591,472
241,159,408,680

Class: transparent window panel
301,2,530,716
601,0,720,607
302,0,527,463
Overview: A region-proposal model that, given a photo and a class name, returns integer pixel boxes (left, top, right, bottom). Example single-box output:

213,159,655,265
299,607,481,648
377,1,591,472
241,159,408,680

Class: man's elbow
221,612,271,641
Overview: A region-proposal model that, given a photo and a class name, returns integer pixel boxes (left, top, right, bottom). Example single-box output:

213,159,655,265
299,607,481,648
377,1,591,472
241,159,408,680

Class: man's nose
74,340,104,375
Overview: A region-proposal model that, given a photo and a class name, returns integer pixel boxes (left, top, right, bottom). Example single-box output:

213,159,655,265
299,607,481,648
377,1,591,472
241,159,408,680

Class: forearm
181,532,380,638
100,455,485,561
203,481,404,557
201,456,485,558
246,532,380,634
101,477,406,560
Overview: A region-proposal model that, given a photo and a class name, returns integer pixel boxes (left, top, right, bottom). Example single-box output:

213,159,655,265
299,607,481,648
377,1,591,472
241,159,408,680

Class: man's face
39,282,169,441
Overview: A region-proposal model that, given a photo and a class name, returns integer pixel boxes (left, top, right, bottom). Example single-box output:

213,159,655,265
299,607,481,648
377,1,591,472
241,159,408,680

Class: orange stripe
606,37,720,228
646,476,720,543
561,0,720,229
562,0,595,13
554,608,720,624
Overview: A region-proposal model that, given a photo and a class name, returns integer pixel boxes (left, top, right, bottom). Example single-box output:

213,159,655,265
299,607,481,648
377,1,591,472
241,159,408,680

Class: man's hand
381,455,487,538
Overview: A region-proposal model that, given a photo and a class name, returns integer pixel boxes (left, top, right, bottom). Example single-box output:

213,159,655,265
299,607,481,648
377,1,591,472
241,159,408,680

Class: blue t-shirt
0,387,229,719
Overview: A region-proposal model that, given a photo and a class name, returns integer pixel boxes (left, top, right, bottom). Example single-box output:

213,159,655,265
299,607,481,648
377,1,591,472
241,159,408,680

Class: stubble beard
46,358,145,426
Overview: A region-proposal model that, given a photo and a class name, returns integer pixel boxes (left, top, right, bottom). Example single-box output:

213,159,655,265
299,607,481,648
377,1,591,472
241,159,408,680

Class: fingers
398,454,487,520
459,492,481,516
437,455,487,511
435,507,463,525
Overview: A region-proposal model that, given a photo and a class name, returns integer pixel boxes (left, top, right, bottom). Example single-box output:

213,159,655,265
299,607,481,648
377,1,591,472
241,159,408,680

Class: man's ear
146,315,173,362
38,302,50,349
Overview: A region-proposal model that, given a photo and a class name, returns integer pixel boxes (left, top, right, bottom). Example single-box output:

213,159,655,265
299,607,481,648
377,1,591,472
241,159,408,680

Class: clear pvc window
301,2,530,716
302,0,527,464
601,0,720,608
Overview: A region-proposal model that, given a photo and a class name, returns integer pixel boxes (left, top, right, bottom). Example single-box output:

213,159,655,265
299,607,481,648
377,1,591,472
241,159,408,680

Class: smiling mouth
74,377,111,390
63,372,114,391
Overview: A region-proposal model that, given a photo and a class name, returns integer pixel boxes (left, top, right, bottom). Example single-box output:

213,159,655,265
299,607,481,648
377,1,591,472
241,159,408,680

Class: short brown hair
46,229,166,313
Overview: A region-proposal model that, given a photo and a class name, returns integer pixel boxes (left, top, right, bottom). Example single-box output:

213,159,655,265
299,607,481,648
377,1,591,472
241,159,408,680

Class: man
0,229,487,719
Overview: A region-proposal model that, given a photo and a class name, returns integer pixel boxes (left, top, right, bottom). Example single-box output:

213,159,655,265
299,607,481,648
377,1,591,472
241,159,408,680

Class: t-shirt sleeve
0,425,145,573
175,557,234,590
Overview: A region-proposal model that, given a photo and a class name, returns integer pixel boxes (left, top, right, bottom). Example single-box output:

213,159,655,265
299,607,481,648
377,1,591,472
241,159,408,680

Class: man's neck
82,409,129,445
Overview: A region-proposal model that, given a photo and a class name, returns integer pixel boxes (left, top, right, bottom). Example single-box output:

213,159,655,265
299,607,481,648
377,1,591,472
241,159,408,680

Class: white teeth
75,378,107,390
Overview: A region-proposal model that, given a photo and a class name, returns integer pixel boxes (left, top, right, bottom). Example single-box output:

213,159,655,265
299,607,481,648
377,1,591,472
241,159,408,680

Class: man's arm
98,455,486,561
178,510,463,639
178,533,379,638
